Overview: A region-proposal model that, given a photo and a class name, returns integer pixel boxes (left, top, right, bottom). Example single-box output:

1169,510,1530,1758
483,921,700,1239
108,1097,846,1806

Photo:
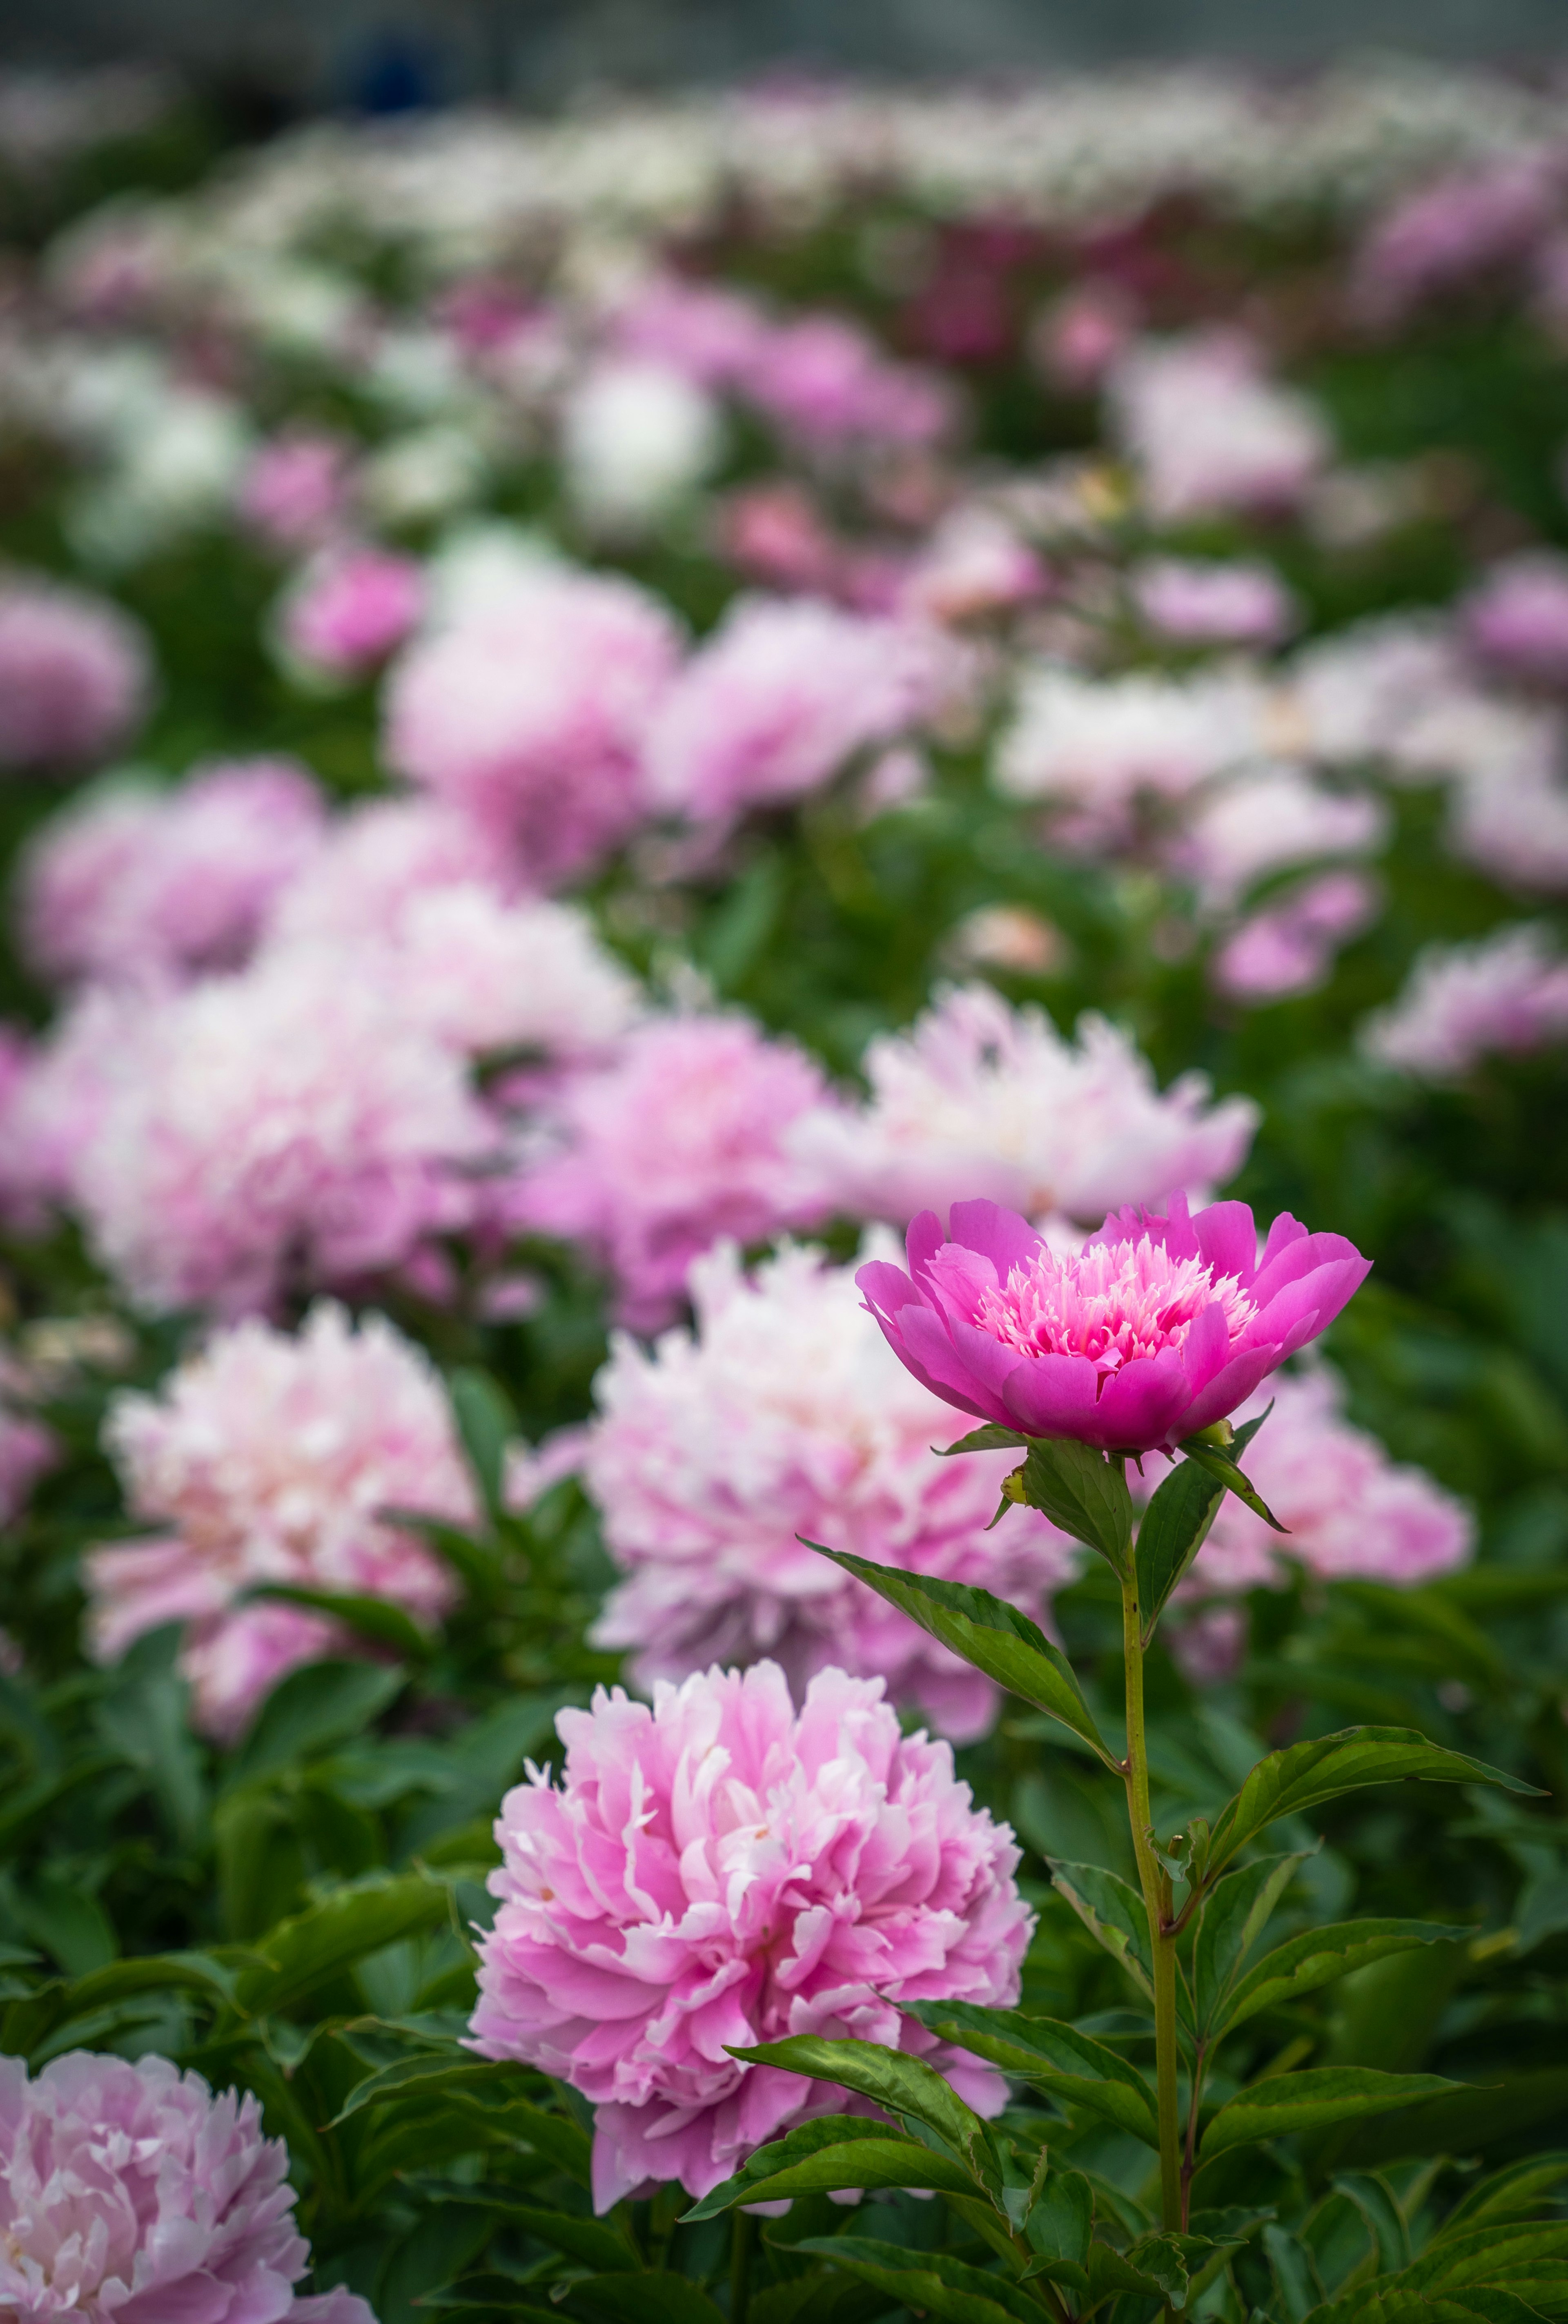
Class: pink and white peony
1360,923,1568,1078
0,575,152,771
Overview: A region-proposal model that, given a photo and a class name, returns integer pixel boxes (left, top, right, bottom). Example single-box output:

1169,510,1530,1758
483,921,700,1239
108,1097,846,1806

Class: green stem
730,2208,753,2324
1122,1572,1183,2235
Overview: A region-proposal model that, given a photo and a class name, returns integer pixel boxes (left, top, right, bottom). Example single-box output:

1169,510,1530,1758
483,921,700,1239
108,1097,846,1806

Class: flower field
0,57,1566,2323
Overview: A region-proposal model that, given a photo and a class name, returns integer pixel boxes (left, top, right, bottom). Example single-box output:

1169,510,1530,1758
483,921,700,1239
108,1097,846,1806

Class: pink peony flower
1360,923,1568,1079
1461,551,1568,690
1281,614,1468,769
237,430,354,552
0,986,148,1229
857,1191,1369,1455
1169,765,1387,913
791,983,1256,1228
0,576,151,771
1179,1368,1472,1596
552,1239,1078,1740
72,951,494,1316
1108,332,1330,522
902,512,1047,625
714,484,840,595
1131,557,1298,649
1032,283,1138,393
0,2048,373,2321
1212,869,1380,1002
265,797,503,952
1446,756,1568,894
507,1013,832,1331
611,273,771,389
20,759,325,987
645,595,960,827
469,1661,1032,2210
280,545,425,681
90,1302,471,1741
1352,160,1557,322
740,313,953,450
383,568,684,885
996,663,1264,846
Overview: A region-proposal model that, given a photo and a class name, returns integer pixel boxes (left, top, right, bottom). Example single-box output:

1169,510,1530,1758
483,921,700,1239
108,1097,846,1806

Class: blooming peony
555,1239,1079,1738
265,796,502,952
1461,551,1568,690
383,567,684,884
237,429,354,552
1169,764,1387,912
1109,332,1330,522
21,759,325,987
995,663,1263,845
72,951,494,1316
1180,1368,1472,1596
1360,923,1568,1079
508,1013,831,1330
278,544,425,681
1352,160,1557,322
858,1191,1370,1455
469,1660,1031,2210
740,312,953,450
791,984,1257,1228
1131,557,1297,649
561,358,723,533
90,1303,471,1740
1212,869,1380,1003
0,576,151,771
645,594,958,827
0,2049,373,2321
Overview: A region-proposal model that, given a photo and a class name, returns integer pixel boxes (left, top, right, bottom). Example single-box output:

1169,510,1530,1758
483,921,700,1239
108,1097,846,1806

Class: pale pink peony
739,313,953,450
1461,551,1568,690
902,512,1047,626
611,273,771,388
237,430,354,552
72,951,494,1316
1446,755,1568,894
265,797,503,952
1281,614,1469,769
21,759,325,987
469,1660,1031,2210
714,483,840,595
366,884,641,1064
995,663,1264,846
1108,332,1330,523
279,545,425,681
383,568,684,885
90,1302,471,1741
1131,557,1297,649
546,1239,1080,1739
1360,923,1568,1079
0,576,151,771
1032,283,1138,393
1179,1368,1472,1598
1212,870,1380,1002
791,984,1256,1229
507,1013,832,1331
0,986,149,1228
645,595,958,827
1352,160,1557,322
1169,764,1387,912
0,2048,373,2321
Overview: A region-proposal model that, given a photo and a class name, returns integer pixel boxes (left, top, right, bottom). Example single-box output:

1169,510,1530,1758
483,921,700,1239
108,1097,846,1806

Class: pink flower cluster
1360,923,1568,1079
1461,551,1568,690
553,1239,1078,1739
1352,159,1559,322
0,2050,372,2322
1172,766,1387,913
263,797,499,951
791,983,1258,1228
1181,1367,1472,1597
279,545,425,682
238,429,354,551
1108,332,1330,522
20,758,325,987
1131,557,1298,649
91,1302,470,1740
1212,869,1380,1003
646,595,959,827
0,575,152,771
469,1661,1031,2210
996,663,1263,845
383,567,683,885
509,1014,832,1330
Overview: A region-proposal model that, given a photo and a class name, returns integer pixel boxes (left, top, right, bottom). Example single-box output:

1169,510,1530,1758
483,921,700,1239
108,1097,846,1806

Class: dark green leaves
1213,1919,1470,2042
225,1660,404,1789
803,1546,1117,1767
1203,1729,1539,1882
243,1582,434,1662
1017,1439,1133,1573
1046,1858,1153,1998
448,1365,519,1516
1176,1428,1287,1533
935,1426,1029,1456
1136,1408,1272,1641
902,1999,1161,2145
680,2118,979,2219
790,2238,1039,2324
232,1871,450,2015
1199,2068,1464,2161
725,2036,1001,2194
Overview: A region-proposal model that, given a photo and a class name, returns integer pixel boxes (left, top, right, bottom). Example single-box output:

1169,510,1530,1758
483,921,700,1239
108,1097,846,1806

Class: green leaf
1046,1858,1153,1998
1333,2173,1412,2274
725,2036,1000,2193
1192,1853,1311,2034
449,1366,518,1515
1137,1408,1271,1641
791,2238,1039,2324
225,1660,405,1789
902,1999,1160,2146
1203,1729,1539,1883
1199,2068,1464,2161
330,2051,531,2124
1084,2233,1223,2312
1214,1921,1470,2042
1439,2155,1568,2233
567,2275,729,2324
1178,1428,1287,1533
1026,2163,1094,2265
241,1583,434,1661
1018,1439,1133,1572
682,2123,979,2219
804,1545,1116,1769
1302,2218,1568,2323
405,2184,638,2271
677,2118,906,2219
1305,2296,1546,2324
235,1872,450,2014
935,1426,1029,1456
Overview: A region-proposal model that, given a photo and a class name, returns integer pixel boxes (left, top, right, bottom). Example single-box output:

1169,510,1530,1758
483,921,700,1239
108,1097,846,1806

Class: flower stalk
1121,1569,1184,2235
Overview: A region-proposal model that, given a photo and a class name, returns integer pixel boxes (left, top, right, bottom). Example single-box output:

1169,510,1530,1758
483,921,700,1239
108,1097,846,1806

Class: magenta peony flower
1360,922,1568,1080
71,951,494,1316
383,568,684,885
1178,1368,1471,1599
0,576,152,772
21,759,325,987
90,1302,471,1740
0,2049,373,2322
1461,551,1568,690
469,1661,1031,2210
507,1013,832,1330
279,544,425,681
857,1192,1369,1455
548,1239,1078,1740
739,312,953,450
646,594,959,828
790,984,1257,1229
